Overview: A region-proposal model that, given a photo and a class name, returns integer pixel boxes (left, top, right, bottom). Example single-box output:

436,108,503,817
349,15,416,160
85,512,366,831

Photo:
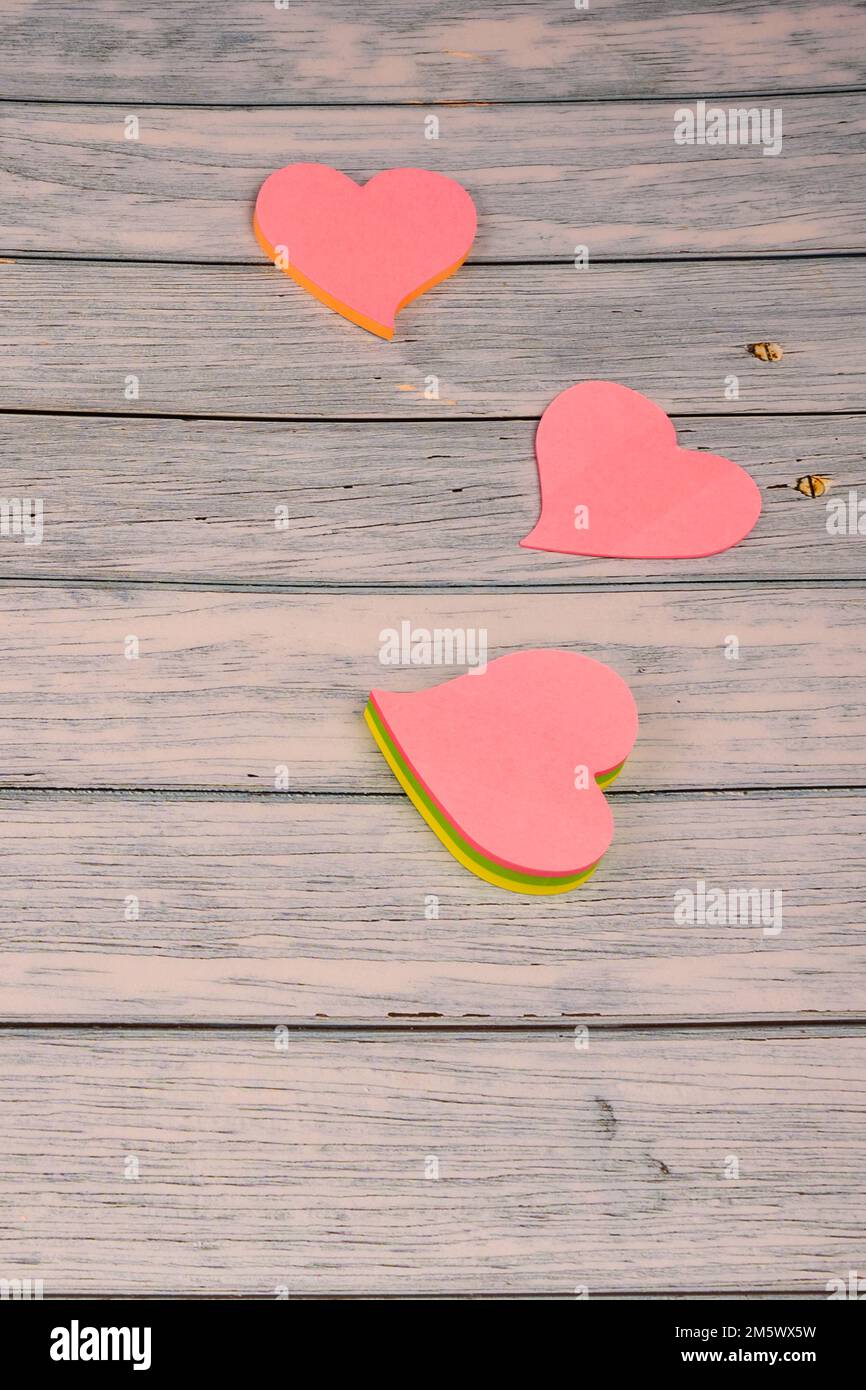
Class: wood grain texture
0,585,861,792
3,0,865,1305
1,1027,864,1295
2,0,863,102
0,790,862,1024
4,97,864,261
1,259,863,417
0,412,862,585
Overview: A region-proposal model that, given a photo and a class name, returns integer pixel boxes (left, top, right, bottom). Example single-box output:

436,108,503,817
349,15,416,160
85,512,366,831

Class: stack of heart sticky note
254,163,477,339
521,380,762,559
365,649,638,894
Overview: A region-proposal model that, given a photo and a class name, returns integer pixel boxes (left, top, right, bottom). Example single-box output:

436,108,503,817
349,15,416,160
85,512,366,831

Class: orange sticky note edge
254,164,477,340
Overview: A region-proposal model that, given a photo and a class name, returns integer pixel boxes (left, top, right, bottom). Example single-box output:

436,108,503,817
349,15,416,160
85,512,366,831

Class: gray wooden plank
0,585,861,791
0,1027,864,1295
0,412,862,584
0,790,862,1024
1,259,863,417
3,97,863,261
1,0,863,102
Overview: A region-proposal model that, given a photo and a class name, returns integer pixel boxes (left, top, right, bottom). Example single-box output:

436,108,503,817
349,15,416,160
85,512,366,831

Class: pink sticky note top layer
370,649,638,877
521,380,762,559
254,164,477,337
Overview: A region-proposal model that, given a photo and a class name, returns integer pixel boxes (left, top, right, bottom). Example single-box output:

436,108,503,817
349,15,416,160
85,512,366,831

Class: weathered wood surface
1,412,862,585
4,97,864,261
2,0,863,102
2,259,863,418
0,585,861,791
1,1027,864,1295
3,0,865,1303
0,790,861,1024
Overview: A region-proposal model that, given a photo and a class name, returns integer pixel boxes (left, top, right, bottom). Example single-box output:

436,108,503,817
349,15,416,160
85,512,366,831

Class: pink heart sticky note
521,381,762,559
369,649,638,884
254,163,477,340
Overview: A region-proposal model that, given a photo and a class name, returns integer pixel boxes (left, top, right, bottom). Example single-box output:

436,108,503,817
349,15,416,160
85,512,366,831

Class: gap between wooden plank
3,90,865,106
4,407,866,421
8,254,866,266
0,582,863,595
0,784,863,799
0,785,862,799
0,1023,861,1034
0,1279,840,1300
0,789,861,800
25,1284,845,1295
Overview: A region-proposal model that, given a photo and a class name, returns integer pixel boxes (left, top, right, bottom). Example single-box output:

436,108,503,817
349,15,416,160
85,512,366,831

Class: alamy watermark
1,1276,44,1300
826,489,866,535
674,100,783,157
0,497,43,545
674,878,782,937
826,1270,866,1299
379,620,487,674
50,1321,151,1371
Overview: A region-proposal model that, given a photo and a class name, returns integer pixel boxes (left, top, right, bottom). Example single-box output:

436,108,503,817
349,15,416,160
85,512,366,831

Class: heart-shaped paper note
366,649,638,894
521,381,762,559
254,163,477,339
